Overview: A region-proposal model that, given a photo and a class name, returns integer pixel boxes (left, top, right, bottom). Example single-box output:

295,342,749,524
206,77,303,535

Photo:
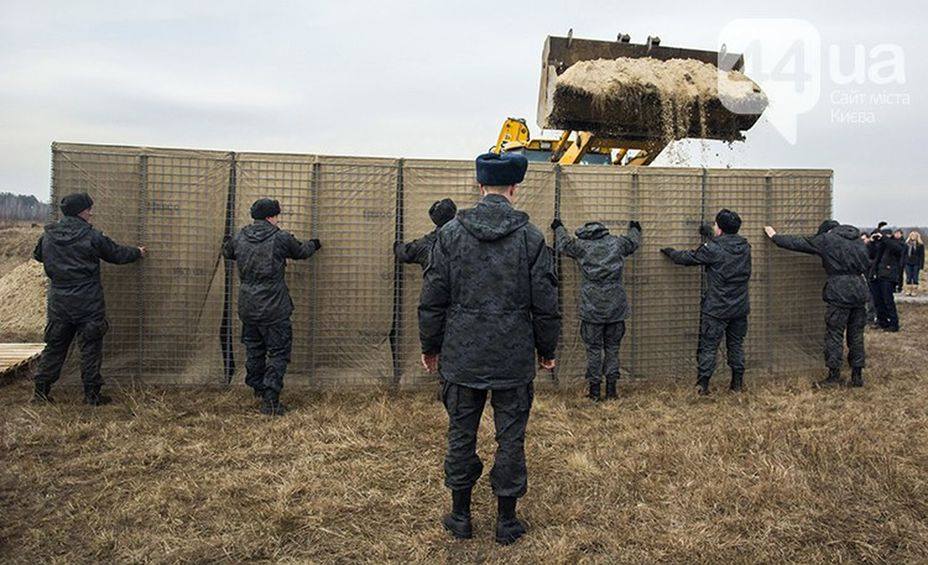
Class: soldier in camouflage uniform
394,198,457,270
552,218,641,401
661,209,752,396
32,192,146,405
765,220,871,387
222,198,321,416
419,152,560,545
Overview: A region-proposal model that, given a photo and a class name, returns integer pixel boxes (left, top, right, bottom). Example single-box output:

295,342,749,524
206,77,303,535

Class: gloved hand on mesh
660,247,674,257
698,222,714,238
310,238,322,250
551,218,563,231
629,220,642,232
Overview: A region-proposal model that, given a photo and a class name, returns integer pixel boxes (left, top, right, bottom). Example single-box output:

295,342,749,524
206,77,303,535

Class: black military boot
816,367,843,388
587,382,601,402
605,379,618,400
260,389,288,416
849,367,864,388
32,382,54,404
696,377,710,396
729,371,744,392
83,386,112,406
442,488,473,539
495,496,526,545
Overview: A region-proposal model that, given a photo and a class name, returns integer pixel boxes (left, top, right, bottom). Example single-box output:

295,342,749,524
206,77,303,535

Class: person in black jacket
394,198,457,270
552,218,640,400
32,192,146,405
869,227,905,331
222,198,321,416
419,152,559,545
660,210,752,395
765,220,871,387
903,230,924,296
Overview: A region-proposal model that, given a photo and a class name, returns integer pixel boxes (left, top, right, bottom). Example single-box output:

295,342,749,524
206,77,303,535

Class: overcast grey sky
0,0,924,225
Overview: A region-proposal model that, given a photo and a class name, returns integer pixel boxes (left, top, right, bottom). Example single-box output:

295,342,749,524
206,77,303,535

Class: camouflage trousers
34,317,109,392
697,314,747,383
242,319,293,394
825,304,866,369
580,321,626,384
442,381,534,498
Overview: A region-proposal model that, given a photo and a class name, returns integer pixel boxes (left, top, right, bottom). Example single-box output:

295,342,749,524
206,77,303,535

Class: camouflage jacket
418,194,560,389
394,229,438,270
555,222,640,323
223,220,318,325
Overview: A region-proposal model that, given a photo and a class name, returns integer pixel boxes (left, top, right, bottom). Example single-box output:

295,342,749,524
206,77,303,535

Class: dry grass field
1,304,926,563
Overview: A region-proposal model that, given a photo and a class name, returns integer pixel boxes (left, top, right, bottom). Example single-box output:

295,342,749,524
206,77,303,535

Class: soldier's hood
44,216,91,245
242,220,280,243
832,224,861,240
715,233,750,253
457,194,529,242
575,222,609,240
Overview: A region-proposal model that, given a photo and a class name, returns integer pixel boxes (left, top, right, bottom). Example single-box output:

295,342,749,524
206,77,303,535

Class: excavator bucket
536,35,767,142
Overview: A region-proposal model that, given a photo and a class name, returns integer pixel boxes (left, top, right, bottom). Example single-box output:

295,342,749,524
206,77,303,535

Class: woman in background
904,230,924,296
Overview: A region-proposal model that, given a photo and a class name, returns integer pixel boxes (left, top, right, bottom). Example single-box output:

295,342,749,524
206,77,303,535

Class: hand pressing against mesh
764,226,777,238
310,239,322,250
551,218,563,231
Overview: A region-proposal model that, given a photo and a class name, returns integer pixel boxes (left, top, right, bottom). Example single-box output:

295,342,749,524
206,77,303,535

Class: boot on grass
495,496,526,545
849,367,864,388
729,371,744,392
604,379,618,400
587,381,601,402
816,367,843,388
696,377,709,396
32,382,53,404
83,386,112,406
442,488,473,539
260,389,288,416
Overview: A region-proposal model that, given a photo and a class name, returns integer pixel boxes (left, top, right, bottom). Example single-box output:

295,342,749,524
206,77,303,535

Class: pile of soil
0,223,46,342
553,57,767,141
0,260,45,342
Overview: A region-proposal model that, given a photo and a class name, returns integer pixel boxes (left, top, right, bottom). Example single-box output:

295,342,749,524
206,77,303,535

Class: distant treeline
0,193,52,222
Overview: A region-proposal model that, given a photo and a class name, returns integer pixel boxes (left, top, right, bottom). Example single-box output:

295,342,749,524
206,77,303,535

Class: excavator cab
495,33,767,166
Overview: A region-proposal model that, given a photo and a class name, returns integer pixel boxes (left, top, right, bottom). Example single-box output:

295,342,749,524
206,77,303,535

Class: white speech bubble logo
719,19,821,144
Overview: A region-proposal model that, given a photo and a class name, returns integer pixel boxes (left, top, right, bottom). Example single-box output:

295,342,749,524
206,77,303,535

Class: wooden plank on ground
0,343,44,385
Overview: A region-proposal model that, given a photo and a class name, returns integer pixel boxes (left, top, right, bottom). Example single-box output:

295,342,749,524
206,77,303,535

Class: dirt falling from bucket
557,57,763,143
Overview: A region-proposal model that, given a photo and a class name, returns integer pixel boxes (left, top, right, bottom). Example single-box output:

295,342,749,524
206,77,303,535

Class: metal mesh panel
769,171,831,372
51,144,230,384
141,152,230,383
556,168,633,381
704,170,771,376
633,169,705,378
313,156,397,385
397,161,556,387
52,145,143,383
232,153,315,383
48,143,831,386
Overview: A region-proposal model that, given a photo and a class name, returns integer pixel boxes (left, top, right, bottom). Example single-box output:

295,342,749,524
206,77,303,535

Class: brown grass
1,306,927,563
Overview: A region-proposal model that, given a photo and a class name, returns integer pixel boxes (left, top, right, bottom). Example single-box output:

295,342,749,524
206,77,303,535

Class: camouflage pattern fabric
418,193,560,390
580,321,626,384
697,314,748,382
393,229,438,270
555,222,640,323
664,233,752,320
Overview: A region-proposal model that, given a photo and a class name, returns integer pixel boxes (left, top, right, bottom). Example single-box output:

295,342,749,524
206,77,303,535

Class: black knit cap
817,219,840,235
428,198,457,227
60,192,94,217
715,209,742,234
250,198,281,220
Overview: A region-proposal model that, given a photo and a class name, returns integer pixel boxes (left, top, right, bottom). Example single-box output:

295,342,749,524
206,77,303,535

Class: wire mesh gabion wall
50,142,831,388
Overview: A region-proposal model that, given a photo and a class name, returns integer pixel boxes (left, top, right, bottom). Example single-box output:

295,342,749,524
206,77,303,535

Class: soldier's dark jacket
418,194,560,389
772,225,870,307
394,229,438,270
665,234,752,319
870,235,906,282
555,222,640,323
33,215,141,322
222,220,318,324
